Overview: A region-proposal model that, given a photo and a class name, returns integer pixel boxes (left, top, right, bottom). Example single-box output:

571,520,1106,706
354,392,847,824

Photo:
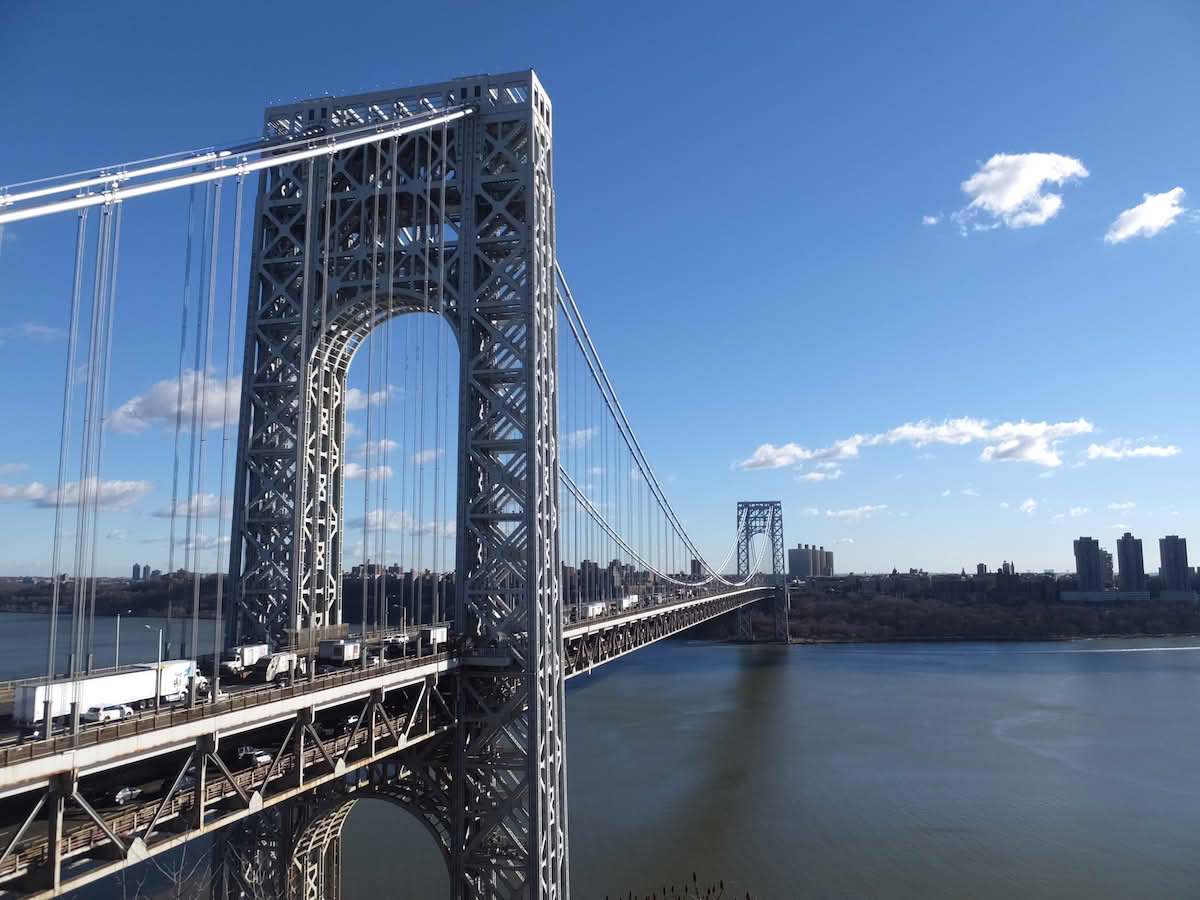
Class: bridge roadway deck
0,585,771,896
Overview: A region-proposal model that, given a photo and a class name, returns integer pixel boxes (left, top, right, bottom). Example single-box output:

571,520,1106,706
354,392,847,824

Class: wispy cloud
961,485,980,497
1019,498,1038,515
921,214,941,226
411,448,443,465
1086,440,1180,461
825,505,887,520
344,385,396,411
1104,187,1185,244
153,493,232,519
564,427,597,447
736,416,1094,471
0,477,152,510
0,462,28,476
110,370,240,433
343,463,393,481
348,509,454,538
796,467,842,482
0,322,66,345
952,152,1088,232
1069,506,1089,517
1108,501,1136,511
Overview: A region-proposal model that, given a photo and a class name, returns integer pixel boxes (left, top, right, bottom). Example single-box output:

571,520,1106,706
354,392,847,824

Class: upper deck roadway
0,585,771,897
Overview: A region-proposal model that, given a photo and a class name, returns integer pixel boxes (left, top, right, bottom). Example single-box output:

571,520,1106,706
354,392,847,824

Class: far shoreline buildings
789,543,833,578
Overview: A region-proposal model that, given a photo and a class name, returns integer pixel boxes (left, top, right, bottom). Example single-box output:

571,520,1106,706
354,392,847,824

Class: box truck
317,639,361,665
219,644,271,679
252,652,307,684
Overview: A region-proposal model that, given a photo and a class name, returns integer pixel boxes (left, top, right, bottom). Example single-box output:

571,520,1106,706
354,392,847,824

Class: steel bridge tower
222,71,568,899
734,501,789,642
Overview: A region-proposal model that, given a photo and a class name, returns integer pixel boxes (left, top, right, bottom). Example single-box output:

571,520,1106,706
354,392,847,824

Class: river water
6,617,1200,897
344,637,1200,898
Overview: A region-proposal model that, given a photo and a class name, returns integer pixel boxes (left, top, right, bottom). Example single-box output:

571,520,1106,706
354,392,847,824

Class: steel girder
735,502,789,642
227,71,567,899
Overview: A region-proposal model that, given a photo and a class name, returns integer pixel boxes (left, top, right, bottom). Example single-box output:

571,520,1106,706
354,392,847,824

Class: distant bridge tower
224,71,567,899
735,501,788,641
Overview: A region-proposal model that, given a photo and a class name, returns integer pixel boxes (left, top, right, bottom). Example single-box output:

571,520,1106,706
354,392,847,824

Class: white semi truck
219,644,271,679
581,602,606,619
14,661,204,726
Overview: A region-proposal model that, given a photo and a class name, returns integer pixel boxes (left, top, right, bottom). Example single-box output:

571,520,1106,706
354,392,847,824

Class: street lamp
144,625,162,711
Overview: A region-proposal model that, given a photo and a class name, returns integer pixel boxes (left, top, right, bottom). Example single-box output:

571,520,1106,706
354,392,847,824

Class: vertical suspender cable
381,134,399,637
181,185,213,659
434,123,448,630
166,184,198,660
84,201,123,672
362,143,379,665
213,173,244,697
190,181,221,705
70,203,110,685
44,208,88,729
69,203,110,732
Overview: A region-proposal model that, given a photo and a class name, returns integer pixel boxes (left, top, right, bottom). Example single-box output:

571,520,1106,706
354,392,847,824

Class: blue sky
0,1,1197,576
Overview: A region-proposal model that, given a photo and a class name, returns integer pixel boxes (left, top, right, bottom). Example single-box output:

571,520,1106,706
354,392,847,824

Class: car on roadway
112,785,142,806
83,704,134,723
238,746,272,766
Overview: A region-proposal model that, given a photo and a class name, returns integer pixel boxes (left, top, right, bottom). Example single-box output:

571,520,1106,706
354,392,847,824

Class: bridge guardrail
0,651,452,769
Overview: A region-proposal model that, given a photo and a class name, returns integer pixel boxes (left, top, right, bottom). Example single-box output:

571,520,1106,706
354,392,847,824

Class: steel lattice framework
227,71,567,899
735,501,789,642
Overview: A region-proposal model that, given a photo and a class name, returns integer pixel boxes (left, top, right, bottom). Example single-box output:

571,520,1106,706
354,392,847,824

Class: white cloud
0,462,28,475
836,538,855,544
564,427,597,447
110,370,240,433
1108,501,1136,511
344,385,395,411
357,439,399,457
1069,506,1089,517
588,466,606,476
736,416,1093,471
0,477,152,509
411,448,443,465
153,493,232,518
961,485,980,497
1019,498,1038,515
344,421,361,438
343,462,393,481
922,214,941,226
1087,440,1180,461
1109,523,1127,530
953,152,1088,231
1036,470,1055,479
1104,187,1185,244
796,467,842,482
0,322,65,344
800,507,820,517
825,505,887,520
940,489,951,497
999,501,1010,509
351,509,454,538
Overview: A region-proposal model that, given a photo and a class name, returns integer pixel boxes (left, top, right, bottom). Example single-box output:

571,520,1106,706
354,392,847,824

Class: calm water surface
344,637,1200,898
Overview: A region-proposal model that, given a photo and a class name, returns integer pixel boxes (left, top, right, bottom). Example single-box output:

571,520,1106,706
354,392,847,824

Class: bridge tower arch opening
735,501,788,642
227,71,569,898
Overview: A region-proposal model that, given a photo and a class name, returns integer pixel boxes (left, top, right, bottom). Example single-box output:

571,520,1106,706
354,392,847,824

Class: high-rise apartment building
1116,532,1146,592
1159,535,1189,591
690,558,702,578
131,563,141,581
1073,537,1103,592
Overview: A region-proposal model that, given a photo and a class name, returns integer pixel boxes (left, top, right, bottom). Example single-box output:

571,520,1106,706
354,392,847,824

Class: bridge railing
0,650,452,769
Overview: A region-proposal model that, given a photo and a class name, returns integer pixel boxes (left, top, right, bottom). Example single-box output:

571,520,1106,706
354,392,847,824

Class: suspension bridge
0,71,790,899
